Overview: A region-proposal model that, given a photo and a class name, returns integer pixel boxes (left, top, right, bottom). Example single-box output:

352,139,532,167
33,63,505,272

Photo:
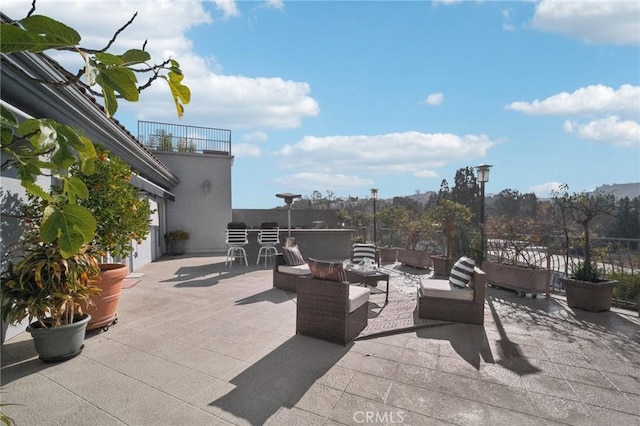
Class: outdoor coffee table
345,268,389,305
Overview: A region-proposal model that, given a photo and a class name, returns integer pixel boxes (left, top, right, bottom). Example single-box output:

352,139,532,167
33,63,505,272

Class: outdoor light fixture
276,192,302,244
370,188,378,247
475,164,492,262
476,164,492,183
201,180,211,192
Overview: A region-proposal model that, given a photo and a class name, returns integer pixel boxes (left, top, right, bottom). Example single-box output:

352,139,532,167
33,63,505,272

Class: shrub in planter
1,235,102,361
553,186,618,312
165,230,190,255
426,199,473,276
61,147,155,330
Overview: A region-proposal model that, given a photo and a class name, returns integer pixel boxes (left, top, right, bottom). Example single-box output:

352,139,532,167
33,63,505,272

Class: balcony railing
138,120,231,155
373,227,639,311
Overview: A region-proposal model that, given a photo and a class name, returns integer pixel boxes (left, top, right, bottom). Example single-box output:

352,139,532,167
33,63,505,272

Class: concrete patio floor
1,254,639,426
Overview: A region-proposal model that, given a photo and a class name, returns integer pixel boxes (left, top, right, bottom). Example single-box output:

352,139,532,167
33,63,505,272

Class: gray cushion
420,278,474,301
348,285,370,313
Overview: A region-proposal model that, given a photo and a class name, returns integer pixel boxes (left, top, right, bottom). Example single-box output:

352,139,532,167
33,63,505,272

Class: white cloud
3,0,319,131
531,0,640,46
564,116,640,148
274,131,495,178
233,143,261,157
241,131,269,143
212,0,240,19
424,93,444,106
508,84,640,147
272,173,373,192
506,84,640,119
414,170,439,178
531,181,564,198
264,0,284,10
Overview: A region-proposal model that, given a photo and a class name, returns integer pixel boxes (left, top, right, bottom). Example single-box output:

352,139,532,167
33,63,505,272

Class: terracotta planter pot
483,262,551,297
86,263,128,331
560,277,618,312
397,249,432,269
432,256,453,277
27,314,90,363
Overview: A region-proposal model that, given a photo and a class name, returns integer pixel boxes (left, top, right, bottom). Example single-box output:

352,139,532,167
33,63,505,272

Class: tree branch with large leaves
1,12,190,118
1,6,190,258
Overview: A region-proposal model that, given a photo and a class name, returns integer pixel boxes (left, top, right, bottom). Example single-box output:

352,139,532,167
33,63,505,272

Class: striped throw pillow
307,258,348,282
449,256,475,289
352,243,376,264
282,245,305,266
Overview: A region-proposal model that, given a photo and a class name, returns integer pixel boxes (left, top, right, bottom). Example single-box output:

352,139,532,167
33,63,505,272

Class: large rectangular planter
432,256,453,278
560,277,618,312
397,249,432,269
483,261,551,297
378,247,398,263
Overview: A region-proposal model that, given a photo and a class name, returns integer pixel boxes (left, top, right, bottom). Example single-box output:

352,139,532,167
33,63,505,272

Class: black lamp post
276,192,302,246
475,164,492,262
370,188,378,245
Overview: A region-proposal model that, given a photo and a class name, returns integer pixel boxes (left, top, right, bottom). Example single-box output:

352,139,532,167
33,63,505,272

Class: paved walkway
2,254,639,425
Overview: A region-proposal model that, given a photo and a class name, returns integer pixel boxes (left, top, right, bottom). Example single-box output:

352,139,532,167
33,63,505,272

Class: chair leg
257,246,279,266
227,246,248,266
257,247,266,265
225,247,234,265
239,247,248,266
266,246,278,266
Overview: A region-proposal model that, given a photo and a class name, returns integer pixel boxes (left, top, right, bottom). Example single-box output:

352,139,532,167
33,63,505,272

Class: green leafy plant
426,199,473,259
1,14,190,118
570,261,605,282
165,230,190,241
73,146,154,259
552,185,616,282
0,233,102,328
1,8,189,258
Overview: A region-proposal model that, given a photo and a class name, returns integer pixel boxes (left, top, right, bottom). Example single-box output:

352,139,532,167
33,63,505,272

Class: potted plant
482,216,551,297
70,146,154,331
377,206,409,263
165,230,190,255
426,199,473,276
1,11,189,352
1,231,102,362
1,106,102,360
397,213,433,269
553,186,618,312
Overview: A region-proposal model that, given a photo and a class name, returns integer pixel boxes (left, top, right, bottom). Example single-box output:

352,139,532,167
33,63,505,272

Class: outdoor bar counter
243,228,355,263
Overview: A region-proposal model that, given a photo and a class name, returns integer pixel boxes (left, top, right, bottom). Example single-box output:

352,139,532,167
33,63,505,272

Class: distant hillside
593,183,640,200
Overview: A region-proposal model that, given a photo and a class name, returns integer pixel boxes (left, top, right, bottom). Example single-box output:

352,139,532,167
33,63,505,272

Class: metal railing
138,121,232,155
370,227,639,311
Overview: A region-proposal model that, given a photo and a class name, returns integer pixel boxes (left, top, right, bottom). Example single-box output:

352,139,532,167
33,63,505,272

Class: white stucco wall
153,151,233,254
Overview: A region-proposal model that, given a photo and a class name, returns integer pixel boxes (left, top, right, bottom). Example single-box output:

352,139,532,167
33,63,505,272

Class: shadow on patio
208,335,350,424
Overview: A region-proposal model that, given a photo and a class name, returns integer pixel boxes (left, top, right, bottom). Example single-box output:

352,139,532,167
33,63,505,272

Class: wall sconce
202,180,211,192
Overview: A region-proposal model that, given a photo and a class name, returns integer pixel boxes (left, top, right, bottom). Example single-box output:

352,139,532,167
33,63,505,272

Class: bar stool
256,227,280,266
225,224,248,266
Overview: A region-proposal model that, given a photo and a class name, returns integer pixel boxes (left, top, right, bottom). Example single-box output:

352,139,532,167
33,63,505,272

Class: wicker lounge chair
273,254,310,292
417,266,486,325
296,276,370,345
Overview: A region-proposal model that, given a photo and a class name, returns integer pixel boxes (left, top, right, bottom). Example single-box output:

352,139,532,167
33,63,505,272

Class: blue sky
4,0,640,208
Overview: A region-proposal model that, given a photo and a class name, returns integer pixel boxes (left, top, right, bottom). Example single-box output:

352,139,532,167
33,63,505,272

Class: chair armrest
274,254,287,272
472,266,486,303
